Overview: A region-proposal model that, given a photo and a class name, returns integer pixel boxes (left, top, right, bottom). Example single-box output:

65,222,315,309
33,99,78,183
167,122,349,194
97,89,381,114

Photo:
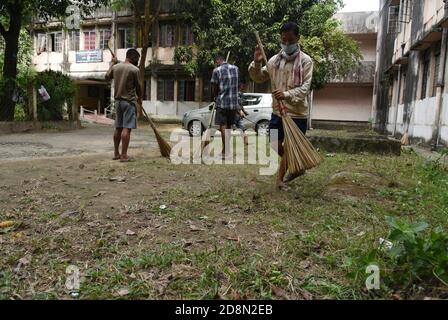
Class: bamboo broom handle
254,31,286,111
254,32,273,87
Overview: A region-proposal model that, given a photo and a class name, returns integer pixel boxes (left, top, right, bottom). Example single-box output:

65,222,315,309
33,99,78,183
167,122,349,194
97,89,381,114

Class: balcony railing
333,61,376,84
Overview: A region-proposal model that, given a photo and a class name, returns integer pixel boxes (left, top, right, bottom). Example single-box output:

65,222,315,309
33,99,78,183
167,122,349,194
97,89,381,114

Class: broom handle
254,32,272,86
141,105,158,131
207,102,216,129
254,31,287,113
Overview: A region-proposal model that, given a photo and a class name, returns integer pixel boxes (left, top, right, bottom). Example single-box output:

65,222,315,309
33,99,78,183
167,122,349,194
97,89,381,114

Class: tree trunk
0,6,22,121
133,0,161,118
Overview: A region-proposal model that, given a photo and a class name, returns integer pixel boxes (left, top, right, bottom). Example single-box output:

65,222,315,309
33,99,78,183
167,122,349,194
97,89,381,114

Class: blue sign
76,50,103,63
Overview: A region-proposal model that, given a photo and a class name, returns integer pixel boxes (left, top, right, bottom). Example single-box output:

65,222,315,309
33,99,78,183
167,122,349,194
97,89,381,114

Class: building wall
31,6,201,118
313,11,378,123
374,0,448,146
313,85,374,122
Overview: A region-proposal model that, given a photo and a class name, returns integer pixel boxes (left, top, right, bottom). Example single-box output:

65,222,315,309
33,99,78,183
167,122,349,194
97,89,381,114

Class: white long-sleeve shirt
248,51,313,119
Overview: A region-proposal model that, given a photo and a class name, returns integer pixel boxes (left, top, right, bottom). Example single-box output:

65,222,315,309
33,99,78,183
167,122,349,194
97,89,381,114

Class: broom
141,107,172,159
401,106,414,146
107,42,172,159
254,32,323,173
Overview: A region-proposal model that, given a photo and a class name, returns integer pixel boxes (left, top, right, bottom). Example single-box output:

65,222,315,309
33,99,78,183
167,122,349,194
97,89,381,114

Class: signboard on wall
76,50,103,63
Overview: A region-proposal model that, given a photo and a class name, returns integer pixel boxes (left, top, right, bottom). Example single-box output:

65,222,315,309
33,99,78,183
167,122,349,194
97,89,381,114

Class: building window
399,71,407,105
178,79,196,101
433,43,442,97
69,31,80,51
118,28,133,49
399,0,412,23
143,79,151,100
421,49,431,100
159,22,176,47
202,79,211,102
37,33,47,54
180,25,194,46
157,78,175,101
387,5,400,34
160,0,177,13
48,32,63,52
99,29,112,49
84,31,97,50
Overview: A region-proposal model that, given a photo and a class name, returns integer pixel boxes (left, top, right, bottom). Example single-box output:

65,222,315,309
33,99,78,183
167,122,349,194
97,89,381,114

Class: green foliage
174,46,197,75
14,104,27,121
180,0,361,89
34,70,74,121
383,217,448,289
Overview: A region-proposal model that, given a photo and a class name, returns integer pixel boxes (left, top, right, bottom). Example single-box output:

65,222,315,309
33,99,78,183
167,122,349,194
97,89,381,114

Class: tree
0,0,107,121
112,0,161,117
0,29,34,120
178,0,362,90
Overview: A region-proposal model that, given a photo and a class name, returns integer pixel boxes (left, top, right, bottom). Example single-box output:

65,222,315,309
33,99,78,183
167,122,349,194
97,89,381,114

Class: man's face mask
281,43,298,55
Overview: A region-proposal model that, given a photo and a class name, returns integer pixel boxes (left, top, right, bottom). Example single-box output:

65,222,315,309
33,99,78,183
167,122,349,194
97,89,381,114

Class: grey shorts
215,108,237,127
115,100,137,129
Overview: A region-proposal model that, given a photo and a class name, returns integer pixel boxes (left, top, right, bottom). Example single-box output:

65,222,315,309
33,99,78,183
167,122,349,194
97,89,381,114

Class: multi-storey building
30,3,380,127
373,0,448,147
313,11,378,128
32,1,202,119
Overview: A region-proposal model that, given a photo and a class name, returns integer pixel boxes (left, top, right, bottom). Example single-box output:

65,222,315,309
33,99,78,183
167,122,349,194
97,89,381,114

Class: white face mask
281,43,298,55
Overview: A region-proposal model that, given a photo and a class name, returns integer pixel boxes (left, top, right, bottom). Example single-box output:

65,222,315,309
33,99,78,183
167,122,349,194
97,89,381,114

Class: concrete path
0,122,180,162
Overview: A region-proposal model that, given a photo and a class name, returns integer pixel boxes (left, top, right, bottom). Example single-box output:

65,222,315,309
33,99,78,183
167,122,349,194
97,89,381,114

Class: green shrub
384,217,448,288
355,217,448,296
14,104,28,121
34,70,74,121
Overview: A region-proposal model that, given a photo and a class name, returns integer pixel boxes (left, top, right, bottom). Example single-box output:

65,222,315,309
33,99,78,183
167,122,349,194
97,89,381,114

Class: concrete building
312,11,379,127
373,0,448,147
31,1,206,120
30,3,379,125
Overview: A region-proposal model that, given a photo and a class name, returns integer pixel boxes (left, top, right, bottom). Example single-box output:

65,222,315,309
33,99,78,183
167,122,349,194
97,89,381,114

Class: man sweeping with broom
249,22,314,191
106,49,142,163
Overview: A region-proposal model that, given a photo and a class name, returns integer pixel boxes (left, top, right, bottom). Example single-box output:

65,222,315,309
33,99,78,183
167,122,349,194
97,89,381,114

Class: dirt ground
0,124,447,300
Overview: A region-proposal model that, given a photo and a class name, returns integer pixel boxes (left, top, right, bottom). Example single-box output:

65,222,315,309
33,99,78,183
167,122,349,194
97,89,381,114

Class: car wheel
256,120,270,136
188,121,204,137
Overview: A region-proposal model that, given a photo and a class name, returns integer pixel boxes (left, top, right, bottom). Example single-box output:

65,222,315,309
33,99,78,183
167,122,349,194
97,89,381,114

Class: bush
384,217,448,288
14,104,28,121
34,70,74,121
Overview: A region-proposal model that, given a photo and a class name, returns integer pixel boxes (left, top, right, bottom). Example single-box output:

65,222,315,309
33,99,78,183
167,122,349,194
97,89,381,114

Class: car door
241,94,264,130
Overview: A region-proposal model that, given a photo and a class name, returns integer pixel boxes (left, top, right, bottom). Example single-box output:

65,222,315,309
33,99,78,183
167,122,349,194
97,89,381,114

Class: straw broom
254,32,323,173
141,108,172,159
107,43,172,159
401,106,414,146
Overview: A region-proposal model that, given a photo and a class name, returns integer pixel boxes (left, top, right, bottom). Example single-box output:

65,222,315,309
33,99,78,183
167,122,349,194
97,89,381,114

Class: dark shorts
269,113,307,143
115,100,137,129
215,108,237,127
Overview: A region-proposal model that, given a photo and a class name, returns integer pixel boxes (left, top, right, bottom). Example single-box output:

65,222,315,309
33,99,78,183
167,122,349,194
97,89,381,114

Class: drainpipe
432,27,448,149
392,65,402,137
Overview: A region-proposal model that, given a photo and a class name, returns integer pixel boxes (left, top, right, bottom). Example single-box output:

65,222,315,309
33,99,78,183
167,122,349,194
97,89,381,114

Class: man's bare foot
277,182,291,192
120,155,134,163
113,154,121,160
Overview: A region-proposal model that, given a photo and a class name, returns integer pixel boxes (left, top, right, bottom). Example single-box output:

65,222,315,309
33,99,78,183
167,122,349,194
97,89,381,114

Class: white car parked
182,93,273,136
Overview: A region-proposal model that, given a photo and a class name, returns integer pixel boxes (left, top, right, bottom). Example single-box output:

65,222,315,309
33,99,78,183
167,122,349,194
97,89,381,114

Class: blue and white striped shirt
211,63,240,110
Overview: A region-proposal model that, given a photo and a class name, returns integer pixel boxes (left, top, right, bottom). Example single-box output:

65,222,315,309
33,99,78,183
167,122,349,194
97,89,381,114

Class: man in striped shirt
211,54,240,160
